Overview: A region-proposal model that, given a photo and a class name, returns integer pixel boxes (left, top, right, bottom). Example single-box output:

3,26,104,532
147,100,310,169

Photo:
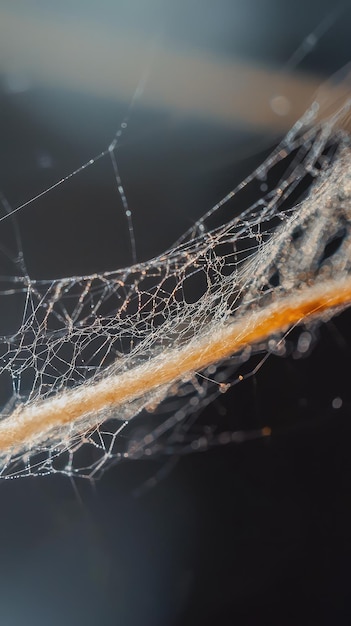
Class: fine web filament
1,68,351,478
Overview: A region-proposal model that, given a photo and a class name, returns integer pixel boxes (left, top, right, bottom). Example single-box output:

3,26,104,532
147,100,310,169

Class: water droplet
332,397,342,409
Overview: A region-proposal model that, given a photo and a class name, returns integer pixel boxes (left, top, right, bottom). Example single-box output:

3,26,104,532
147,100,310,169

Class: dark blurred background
0,1,351,624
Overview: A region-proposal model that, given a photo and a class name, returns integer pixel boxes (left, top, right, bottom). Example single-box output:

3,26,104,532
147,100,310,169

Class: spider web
0,59,351,480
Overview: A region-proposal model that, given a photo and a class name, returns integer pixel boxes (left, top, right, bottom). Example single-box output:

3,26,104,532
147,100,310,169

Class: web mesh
0,70,351,479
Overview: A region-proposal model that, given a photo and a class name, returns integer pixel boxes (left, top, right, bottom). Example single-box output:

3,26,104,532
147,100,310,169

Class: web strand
0,65,351,479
